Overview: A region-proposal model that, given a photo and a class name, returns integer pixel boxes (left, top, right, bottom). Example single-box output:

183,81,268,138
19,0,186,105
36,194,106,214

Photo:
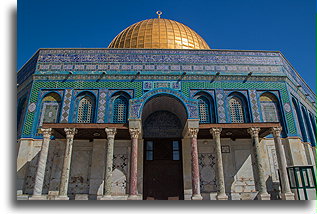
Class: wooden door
143,139,184,200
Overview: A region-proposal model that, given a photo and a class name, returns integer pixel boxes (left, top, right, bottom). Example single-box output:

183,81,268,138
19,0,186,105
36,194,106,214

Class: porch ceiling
42,122,280,140
198,122,281,139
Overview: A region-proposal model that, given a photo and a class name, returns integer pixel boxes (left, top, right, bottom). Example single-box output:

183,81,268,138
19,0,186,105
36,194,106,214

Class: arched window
113,96,128,123
301,106,315,144
77,95,95,123
292,98,307,142
17,96,27,135
260,93,279,122
309,113,316,141
229,97,245,123
39,92,62,126
17,96,27,129
197,96,211,123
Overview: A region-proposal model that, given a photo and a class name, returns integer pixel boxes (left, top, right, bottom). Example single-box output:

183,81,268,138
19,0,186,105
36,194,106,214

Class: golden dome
108,18,210,49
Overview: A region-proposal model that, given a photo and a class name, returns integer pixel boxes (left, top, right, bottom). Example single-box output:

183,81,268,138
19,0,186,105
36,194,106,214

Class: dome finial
156,11,162,19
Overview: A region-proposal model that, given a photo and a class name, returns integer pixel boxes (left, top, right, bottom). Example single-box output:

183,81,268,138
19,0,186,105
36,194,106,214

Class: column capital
105,128,117,138
210,127,222,138
271,127,283,137
129,128,141,139
40,128,52,138
188,128,199,138
247,127,261,137
64,128,77,138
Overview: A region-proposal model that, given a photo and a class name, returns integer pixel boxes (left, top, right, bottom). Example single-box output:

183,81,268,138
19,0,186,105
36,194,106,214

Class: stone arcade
17,14,316,200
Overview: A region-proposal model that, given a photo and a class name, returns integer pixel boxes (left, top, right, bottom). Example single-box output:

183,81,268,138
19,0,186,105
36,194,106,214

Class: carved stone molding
64,128,77,138
40,128,52,138
105,128,117,139
271,127,282,138
210,127,222,138
188,128,199,138
129,128,141,139
247,127,261,138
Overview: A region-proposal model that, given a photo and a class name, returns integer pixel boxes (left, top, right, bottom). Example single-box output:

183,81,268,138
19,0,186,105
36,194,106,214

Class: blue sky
18,0,316,91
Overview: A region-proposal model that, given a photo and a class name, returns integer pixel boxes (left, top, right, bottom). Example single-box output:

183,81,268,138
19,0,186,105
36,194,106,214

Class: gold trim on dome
108,18,210,50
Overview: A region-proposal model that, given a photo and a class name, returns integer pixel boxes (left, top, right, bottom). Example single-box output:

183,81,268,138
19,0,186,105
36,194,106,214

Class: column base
29,195,48,200
55,196,70,200
281,192,295,200
257,192,271,200
99,195,113,200
216,193,228,200
127,194,142,200
191,194,203,200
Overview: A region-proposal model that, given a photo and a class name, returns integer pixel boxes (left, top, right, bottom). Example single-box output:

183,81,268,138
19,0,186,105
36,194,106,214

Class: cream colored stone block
89,139,105,196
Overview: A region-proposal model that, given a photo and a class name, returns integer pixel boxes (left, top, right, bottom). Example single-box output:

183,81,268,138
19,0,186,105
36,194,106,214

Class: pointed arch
75,91,96,123
39,92,62,126
308,112,316,142
292,97,307,142
194,92,216,123
17,96,27,134
228,92,250,123
112,91,130,123
259,92,280,122
301,106,315,145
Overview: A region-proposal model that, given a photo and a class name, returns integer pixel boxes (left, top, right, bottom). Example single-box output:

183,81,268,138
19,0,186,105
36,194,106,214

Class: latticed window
39,93,61,126
113,96,128,123
77,96,94,123
198,97,210,123
260,93,279,122
229,97,244,123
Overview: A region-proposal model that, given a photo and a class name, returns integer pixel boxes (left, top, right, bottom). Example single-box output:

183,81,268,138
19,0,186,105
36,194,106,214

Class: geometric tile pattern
249,90,261,122
215,89,226,123
97,89,107,123
112,154,128,175
21,78,300,138
199,152,217,193
60,89,72,123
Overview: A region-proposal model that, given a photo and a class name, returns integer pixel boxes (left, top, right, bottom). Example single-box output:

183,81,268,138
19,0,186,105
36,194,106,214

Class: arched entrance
142,95,187,200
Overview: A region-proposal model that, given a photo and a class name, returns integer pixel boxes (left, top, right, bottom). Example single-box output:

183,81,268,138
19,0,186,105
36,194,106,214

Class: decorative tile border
143,81,181,91
249,90,261,122
60,89,72,123
97,89,107,123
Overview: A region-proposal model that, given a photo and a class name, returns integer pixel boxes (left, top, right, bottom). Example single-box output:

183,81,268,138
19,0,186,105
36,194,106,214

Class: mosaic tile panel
37,49,283,65
97,89,107,123
129,88,198,120
199,153,217,193
22,81,142,137
112,154,128,175
112,154,128,193
60,89,72,123
143,81,181,91
21,79,298,138
181,81,296,134
249,90,261,122
215,89,226,123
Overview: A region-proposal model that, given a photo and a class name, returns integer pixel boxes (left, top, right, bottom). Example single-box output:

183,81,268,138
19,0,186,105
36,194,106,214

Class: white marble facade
17,136,316,200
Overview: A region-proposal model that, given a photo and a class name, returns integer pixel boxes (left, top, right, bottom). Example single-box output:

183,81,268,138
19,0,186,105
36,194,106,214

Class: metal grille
113,96,128,123
229,97,245,123
77,96,93,123
198,97,210,123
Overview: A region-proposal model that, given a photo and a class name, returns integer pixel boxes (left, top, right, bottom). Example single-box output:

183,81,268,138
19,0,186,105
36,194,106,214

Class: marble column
271,127,295,200
128,128,141,200
100,128,117,200
29,128,52,200
58,128,77,200
248,127,270,200
210,128,228,200
189,128,203,200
